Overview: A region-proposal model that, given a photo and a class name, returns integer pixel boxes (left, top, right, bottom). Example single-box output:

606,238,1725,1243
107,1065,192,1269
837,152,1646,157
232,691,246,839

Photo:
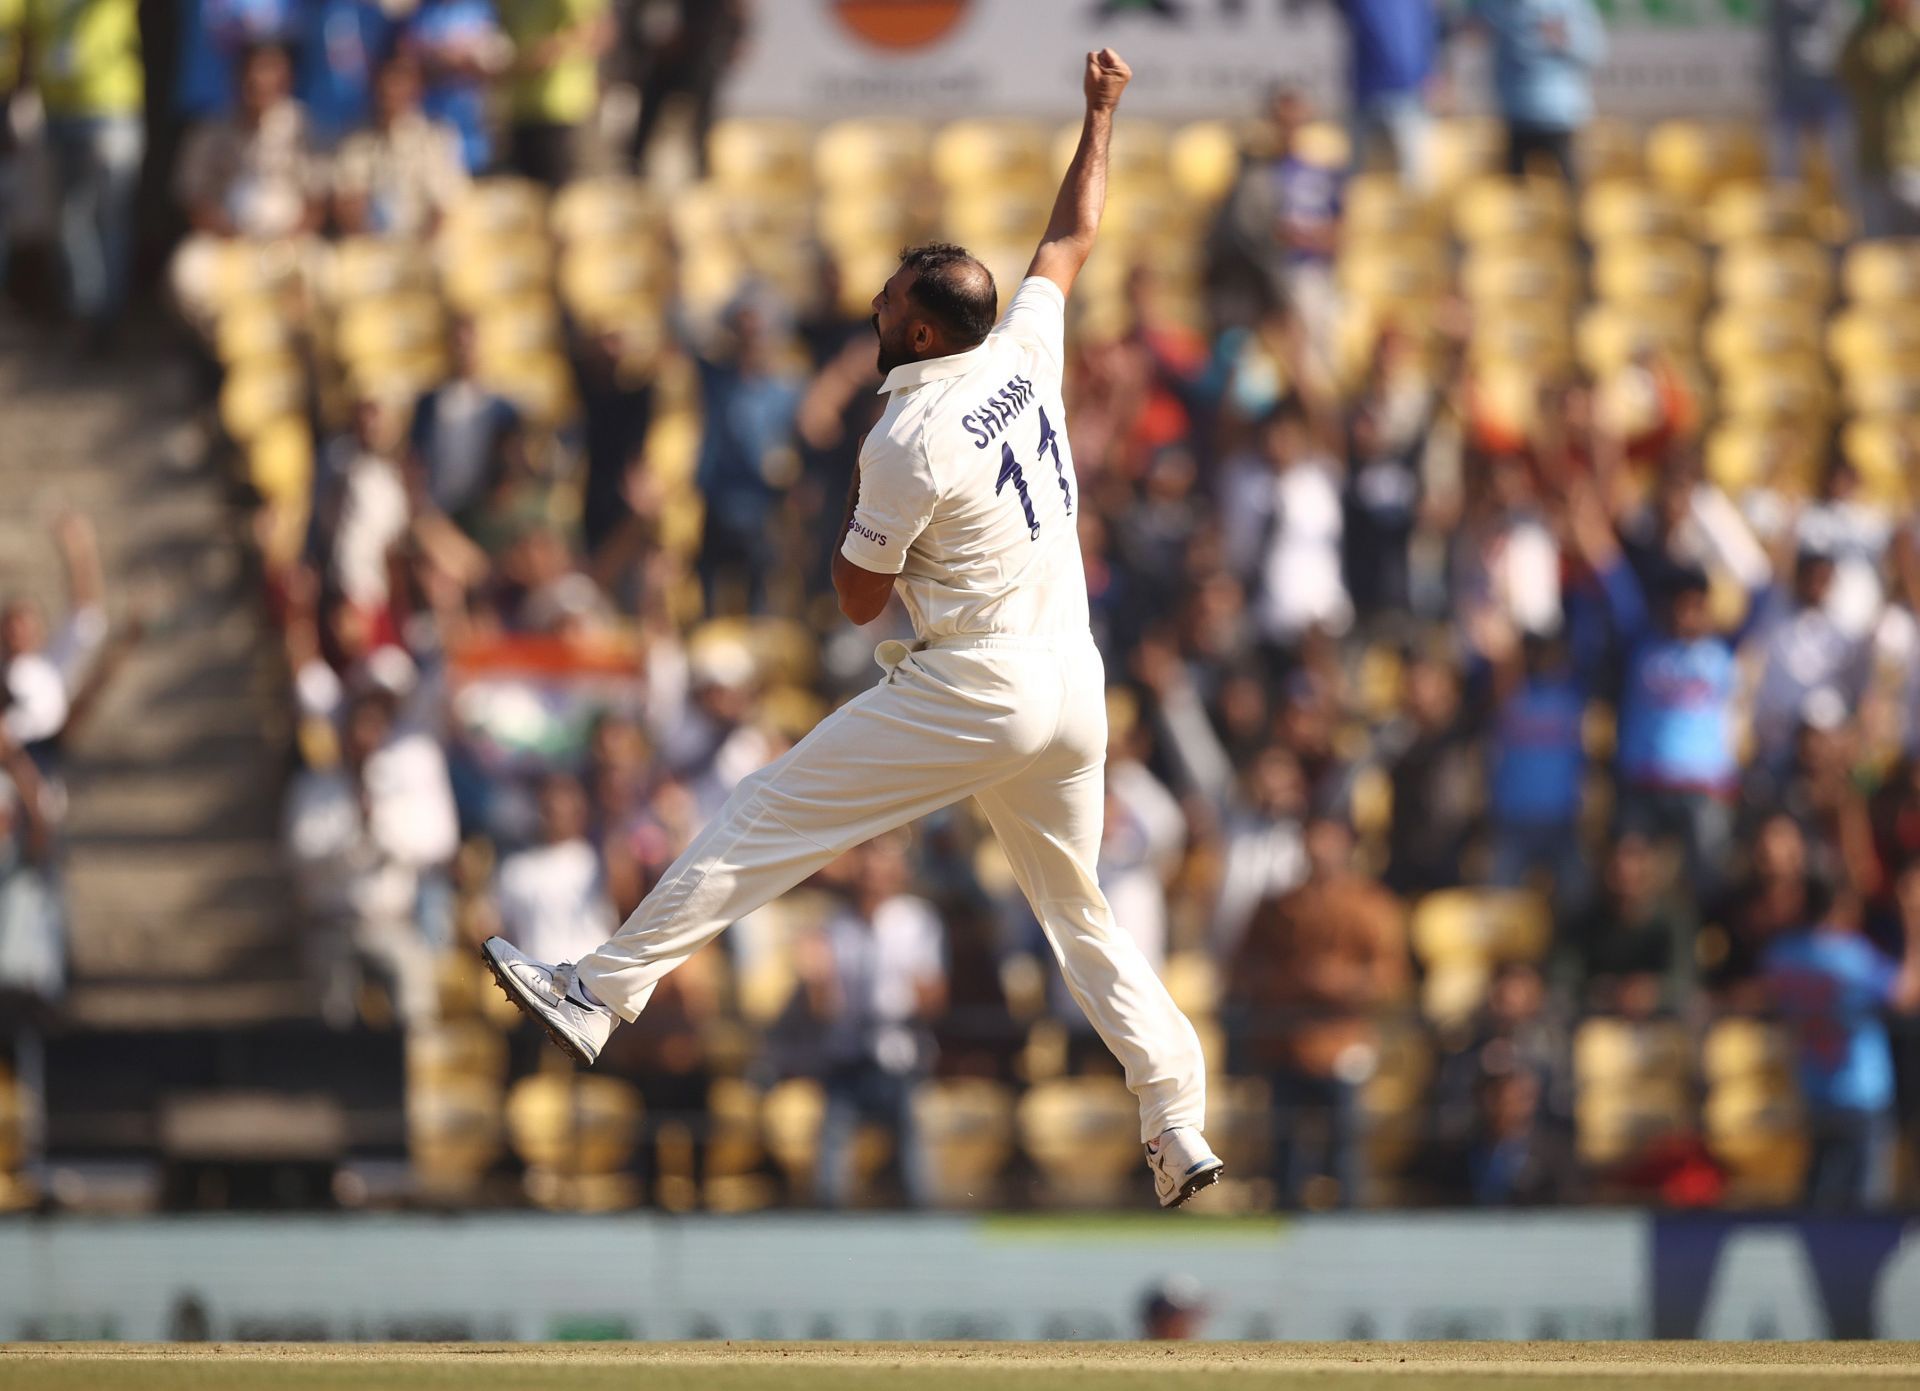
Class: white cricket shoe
482,937,615,1066
1146,1127,1224,1209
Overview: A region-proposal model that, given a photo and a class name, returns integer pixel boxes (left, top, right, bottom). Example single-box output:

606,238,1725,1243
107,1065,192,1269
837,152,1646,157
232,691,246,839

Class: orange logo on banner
832,0,972,50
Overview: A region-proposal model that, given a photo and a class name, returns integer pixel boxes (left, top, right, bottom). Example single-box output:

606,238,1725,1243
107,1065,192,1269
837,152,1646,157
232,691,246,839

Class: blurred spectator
1380,650,1479,898
1422,1059,1580,1205
1431,961,1565,1138
0,730,60,1003
3,513,107,760
1570,488,1765,901
1768,0,1858,195
1706,813,1817,1007
1763,879,1920,1209
172,0,293,122
1842,0,1920,236
1208,743,1308,959
1206,89,1343,339
799,835,945,1209
1229,856,1408,1207
689,300,804,615
573,324,656,554
169,41,320,336
284,688,456,1027
1556,832,1696,1018
406,0,510,173
1338,0,1438,189
407,318,523,529
1750,549,1871,769
330,47,469,238
1342,330,1435,625
27,0,144,350
1476,616,1592,911
295,0,400,147
489,772,618,966
1470,0,1607,181
311,393,413,616
1138,1275,1207,1341
1222,397,1353,651
498,0,612,187
628,0,749,178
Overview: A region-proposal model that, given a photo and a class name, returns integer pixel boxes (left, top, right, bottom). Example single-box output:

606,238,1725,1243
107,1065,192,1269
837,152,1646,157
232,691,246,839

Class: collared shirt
174,98,319,239
332,109,468,239
842,276,1089,642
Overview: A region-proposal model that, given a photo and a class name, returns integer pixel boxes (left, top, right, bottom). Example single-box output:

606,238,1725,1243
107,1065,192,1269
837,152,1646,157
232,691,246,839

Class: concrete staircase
0,320,309,1026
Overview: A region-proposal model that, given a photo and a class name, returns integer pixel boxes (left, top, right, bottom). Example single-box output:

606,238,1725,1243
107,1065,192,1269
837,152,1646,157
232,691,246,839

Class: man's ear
911,320,936,356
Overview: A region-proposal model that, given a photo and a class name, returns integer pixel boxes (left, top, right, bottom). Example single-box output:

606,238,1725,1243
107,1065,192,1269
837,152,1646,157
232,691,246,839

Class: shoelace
550,961,580,1006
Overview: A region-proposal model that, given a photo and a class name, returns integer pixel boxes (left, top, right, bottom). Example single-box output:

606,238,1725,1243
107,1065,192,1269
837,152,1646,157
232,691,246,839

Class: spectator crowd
2,0,1919,1216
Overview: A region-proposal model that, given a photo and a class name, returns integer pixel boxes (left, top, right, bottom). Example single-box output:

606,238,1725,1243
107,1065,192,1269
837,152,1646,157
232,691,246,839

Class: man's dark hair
898,243,997,348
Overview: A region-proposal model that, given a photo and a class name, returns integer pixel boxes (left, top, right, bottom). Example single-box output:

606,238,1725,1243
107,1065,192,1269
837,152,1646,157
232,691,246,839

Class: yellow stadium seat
1576,1081,1692,1166
1703,420,1822,496
914,1079,1015,1208
549,176,664,246
1338,237,1450,304
1343,172,1441,241
761,1077,890,1200
1645,120,1765,200
814,117,930,191
335,291,443,367
444,177,547,242
506,1073,643,1210
1841,362,1920,424
441,232,552,312
1432,116,1505,194
407,1076,503,1200
219,355,307,443
818,188,924,256
932,119,1053,191
1828,305,1920,375
1703,304,1825,375
945,189,1055,247
407,1021,508,1090
1593,237,1708,309
321,236,434,306
1843,238,1920,304
1410,888,1551,967
1580,178,1691,244
1714,237,1832,308
1703,181,1820,245
1453,175,1574,243
1470,310,1574,374
1052,118,1169,189
1573,1017,1689,1086
1719,358,1832,422
707,117,813,193
1841,416,1920,503
472,295,561,367
1461,239,1580,308
559,241,665,324
215,296,299,364
1168,120,1242,203
477,350,576,428
1295,120,1351,172
1703,1018,1794,1085
1576,301,1696,376
1016,1078,1140,1207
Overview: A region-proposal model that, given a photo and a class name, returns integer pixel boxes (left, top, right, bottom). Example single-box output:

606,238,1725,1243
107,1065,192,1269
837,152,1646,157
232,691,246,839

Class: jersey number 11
996,407,1073,541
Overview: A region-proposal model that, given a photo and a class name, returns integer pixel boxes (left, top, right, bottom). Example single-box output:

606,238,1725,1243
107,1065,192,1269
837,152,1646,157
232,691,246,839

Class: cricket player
486,48,1223,1208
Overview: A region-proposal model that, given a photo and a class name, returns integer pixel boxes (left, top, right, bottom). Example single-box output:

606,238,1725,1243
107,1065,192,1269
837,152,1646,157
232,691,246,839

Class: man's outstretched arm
1027,47,1131,297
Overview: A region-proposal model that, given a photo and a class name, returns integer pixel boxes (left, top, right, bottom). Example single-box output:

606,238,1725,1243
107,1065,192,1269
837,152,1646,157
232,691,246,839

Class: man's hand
1084,47,1131,112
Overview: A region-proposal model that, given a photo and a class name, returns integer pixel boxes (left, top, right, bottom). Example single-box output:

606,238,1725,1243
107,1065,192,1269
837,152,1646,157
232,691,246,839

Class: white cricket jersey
841,276,1089,642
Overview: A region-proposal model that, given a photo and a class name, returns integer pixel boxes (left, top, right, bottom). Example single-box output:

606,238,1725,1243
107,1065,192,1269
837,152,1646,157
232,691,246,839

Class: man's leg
813,1066,861,1208
574,662,1034,1019
975,752,1207,1143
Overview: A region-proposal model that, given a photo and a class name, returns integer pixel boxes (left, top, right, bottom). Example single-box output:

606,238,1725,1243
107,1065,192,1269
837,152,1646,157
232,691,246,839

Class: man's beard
873,315,908,376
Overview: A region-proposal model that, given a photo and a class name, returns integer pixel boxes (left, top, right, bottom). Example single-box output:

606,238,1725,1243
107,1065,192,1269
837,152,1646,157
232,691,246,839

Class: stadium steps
0,318,312,1027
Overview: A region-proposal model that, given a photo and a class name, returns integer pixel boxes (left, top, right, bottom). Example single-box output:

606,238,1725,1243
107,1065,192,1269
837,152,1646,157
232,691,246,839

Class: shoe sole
481,943,597,1067
1164,1160,1225,1210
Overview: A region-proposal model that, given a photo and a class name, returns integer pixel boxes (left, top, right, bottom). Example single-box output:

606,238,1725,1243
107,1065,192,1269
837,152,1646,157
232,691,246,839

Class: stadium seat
932,119,1053,192
320,236,434,305
334,291,444,367
1703,420,1823,496
1453,176,1574,244
472,295,562,367
1713,237,1833,309
1703,304,1825,375
1410,888,1550,1025
549,176,664,247
945,189,1057,248
214,296,300,365
1168,120,1242,203
559,242,666,326
1702,1020,1807,1204
701,1079,775,1213
1593,237,1708,311
1644,120,1764,201
914,1079,1015,1208
1016,1077,1141,1207
1051,117,1170,190
1577,117,1643,181
1468,309,1574,375
441,232,552,312
506,1073,644,1211
1842,238,1920,304
1703,181,1821,245
1579,179,1692,245
1460,240,1581,310
814,117,931,191
1839,417,1919,503
1337,237,1450,305
1702,1018,1794,1086
1576,302,1697,376
1572,1017,1693,1167
709,118,815,195
760,1077,894,1203
1431,117,1505,194
477,351,577,428
1828,305,1920,376
407,1076,504,1201
1343,173,1442,242
818,188,924,257
218,356,308,444
407,1021,508,1090
443,177,548,242
1718,358,1832,423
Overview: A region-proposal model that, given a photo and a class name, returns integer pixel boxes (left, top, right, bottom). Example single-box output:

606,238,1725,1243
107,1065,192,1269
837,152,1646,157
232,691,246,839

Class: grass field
4,1342,1919,1390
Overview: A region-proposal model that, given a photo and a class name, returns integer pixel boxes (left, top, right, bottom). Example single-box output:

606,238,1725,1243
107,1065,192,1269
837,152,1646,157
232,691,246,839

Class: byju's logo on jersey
848,519,890,547
831,0,973,50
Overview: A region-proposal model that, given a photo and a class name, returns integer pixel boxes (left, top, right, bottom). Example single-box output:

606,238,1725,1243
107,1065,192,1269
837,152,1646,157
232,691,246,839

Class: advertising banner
721,0,1766,123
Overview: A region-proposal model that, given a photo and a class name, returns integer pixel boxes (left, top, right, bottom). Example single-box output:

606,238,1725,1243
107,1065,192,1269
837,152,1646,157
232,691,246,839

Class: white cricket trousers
575,633,1208,1141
